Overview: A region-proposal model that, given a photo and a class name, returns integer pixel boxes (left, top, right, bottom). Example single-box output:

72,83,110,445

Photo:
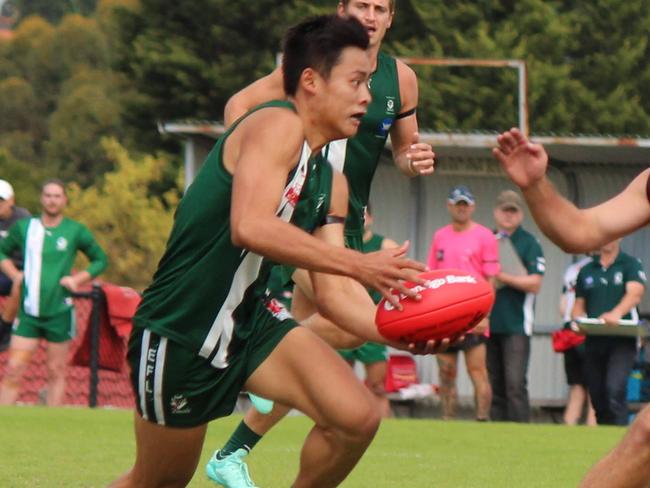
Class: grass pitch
0,406,626,487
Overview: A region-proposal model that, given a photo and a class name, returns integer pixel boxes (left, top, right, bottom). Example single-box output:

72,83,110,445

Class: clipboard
573,317,647,338
496,235,526,289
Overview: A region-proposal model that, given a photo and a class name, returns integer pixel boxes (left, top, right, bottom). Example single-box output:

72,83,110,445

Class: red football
375,269,495,342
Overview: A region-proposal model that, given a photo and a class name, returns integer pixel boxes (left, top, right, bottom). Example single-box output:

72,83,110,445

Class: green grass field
0,406,628,487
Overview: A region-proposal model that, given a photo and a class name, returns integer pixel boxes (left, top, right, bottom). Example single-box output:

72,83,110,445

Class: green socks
219,420,262,457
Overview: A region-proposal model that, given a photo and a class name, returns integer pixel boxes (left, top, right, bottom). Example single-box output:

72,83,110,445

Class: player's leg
358,343,391,418
245,326,381,488
437,348,459,420
579,404,650,488
112,328,230,487
463,338,492,421
43,309,75,406
206,403,292,487
0,311,42,404
563,347,586,425
110,412,208,488
364,361,391,417
44,340,70,406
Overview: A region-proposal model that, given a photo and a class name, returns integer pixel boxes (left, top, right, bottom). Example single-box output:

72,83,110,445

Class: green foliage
1,0,650,203
65,139,181,290
45,69,125,185
12,0,98,23
0,149,46,212
108,0,319,150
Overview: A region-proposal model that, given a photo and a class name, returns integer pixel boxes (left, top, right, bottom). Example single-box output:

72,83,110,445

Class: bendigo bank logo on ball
383,273,478,311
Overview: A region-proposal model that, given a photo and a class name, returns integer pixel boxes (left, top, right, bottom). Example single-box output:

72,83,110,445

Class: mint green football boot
206,448,259,488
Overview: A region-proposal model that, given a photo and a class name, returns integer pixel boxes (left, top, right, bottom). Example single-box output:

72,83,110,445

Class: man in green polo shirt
487,190,545,422
572,239,646,425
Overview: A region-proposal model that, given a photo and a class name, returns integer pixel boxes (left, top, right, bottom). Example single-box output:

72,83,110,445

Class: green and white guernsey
134,101,333,368
326,52,401,242
0,217,107,317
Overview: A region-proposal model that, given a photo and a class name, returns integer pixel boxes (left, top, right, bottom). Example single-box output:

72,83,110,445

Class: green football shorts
15,308,76,343
339,342,388,365
127,297,298,428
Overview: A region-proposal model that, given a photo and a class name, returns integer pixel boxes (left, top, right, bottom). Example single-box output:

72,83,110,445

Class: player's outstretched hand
357,241,426,309
492,128,548,189
406,132,435,175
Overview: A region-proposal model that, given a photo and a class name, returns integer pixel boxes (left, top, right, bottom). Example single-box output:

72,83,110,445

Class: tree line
1,0,648,287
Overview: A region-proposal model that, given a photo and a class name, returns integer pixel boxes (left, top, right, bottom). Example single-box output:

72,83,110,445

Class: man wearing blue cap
427,185,500,420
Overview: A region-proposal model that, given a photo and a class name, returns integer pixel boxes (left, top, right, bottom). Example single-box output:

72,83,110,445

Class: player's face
448,201,475,224
493,206,522,232
339,0,394,48
318,46,372,139
40,184,67,217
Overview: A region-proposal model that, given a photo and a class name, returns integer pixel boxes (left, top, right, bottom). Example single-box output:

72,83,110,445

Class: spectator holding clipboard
487,190,545,423
571,239,646,425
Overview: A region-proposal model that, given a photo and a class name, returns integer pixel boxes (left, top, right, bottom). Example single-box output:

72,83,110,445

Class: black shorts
446,333,487,353
564,345,587,386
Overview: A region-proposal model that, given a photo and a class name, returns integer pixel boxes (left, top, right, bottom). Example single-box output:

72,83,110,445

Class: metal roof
159,122,650,165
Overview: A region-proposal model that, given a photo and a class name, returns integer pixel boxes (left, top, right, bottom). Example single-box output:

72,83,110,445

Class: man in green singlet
207,2,437,485
0,179,107,406
109,16,441,488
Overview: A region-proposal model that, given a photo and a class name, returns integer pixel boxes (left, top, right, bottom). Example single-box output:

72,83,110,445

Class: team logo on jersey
600,277,608,285
386,97,396,115
56,237,68,251
614,272,623,285
376,117,394,137
170,394,190,414
265,298,292,321
284,170,306,208
584,276,594,288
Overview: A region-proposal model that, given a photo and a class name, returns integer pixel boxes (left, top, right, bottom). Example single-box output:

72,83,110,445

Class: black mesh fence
0,286,134,408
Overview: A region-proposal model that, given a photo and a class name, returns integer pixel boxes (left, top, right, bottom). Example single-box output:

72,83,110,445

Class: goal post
400,57,529,136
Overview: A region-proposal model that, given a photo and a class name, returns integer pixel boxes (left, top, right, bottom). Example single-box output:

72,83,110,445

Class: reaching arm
390,60,435,177
229,109,426,303
493,128,650,252
224,68,285,127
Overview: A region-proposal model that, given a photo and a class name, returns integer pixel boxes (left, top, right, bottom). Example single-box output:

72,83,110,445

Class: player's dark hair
282,15,369,96
42,178,66,195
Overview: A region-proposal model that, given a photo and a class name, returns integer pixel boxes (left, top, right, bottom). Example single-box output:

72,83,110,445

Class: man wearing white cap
0,179,30,351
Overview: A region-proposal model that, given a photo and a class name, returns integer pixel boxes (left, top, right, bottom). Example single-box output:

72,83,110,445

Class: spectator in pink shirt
427,185,500,420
